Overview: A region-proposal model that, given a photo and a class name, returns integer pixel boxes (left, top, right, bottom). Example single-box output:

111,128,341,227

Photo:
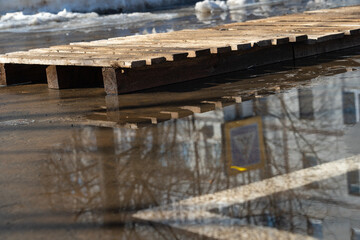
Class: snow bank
0,9,177,32
194,0,228,13
0,0,197,15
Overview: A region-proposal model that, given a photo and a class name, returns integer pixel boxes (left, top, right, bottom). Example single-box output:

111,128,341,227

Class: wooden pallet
0,5,359,95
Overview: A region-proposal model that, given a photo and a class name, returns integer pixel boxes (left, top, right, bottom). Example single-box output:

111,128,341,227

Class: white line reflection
134,155,360,239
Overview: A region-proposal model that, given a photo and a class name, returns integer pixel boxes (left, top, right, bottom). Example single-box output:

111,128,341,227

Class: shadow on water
0,47,360,239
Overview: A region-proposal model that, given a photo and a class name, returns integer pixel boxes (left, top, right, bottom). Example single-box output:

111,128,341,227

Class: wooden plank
72,32,274,49
251,12,360,23
307,32,345,43
148,31,299,46
73,40,255,53
212,26,359,41
71,41,213,58
305,6,360,14
118,34,284,47
256,17,360,23
0,53,146,68
58,44,206,58
102,68,119,95
83,34,297,48
19,50,167,66
69,42,250,53
0,64,5,85
31,47,189,62
217,24,360,33
46,65,60,89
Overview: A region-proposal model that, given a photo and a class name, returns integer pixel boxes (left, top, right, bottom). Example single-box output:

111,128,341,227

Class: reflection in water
39,61,360,239
224,116,266,173
0,48,359,239
348,170,360,196
43,128,104,224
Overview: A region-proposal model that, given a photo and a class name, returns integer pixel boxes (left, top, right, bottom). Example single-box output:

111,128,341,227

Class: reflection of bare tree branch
39,82,360,239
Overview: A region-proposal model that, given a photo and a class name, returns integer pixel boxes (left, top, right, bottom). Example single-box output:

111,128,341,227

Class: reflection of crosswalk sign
224,117,265,174
230,123,260,167
233,131,256,161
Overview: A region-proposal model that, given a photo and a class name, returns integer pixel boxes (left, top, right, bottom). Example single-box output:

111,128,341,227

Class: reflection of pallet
84,95,243,129
81,47,360,129
1,6,360,94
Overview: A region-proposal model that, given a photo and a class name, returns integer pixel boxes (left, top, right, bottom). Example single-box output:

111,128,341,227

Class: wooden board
0,5,360,94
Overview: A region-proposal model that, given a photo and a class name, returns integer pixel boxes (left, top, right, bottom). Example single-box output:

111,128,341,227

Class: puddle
0,48,360,239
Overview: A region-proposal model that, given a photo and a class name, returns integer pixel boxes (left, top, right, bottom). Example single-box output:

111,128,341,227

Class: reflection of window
358,94,360,118
303,155,318,168
201,125,214,138
241,100,254,119
254,98,268,116
303,155,319,189
307,219,323,239
223,104,240,122
298,89,314,120
351,228,360,240
223,101,254,121
181,142,192,167
347,170,360,196
343,91,358,125
262,213,276,228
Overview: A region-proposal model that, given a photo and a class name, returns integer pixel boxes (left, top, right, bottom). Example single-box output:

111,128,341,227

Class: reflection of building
343,88,360,125
352,228,360,240
195,70,360,239
221,71,360,240
348,170,360,196
44,70,360,239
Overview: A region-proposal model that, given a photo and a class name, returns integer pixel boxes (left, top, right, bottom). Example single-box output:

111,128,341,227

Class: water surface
0,48,360,239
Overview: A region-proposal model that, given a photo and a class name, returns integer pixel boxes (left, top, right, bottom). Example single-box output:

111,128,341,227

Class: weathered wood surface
0,5,359,94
